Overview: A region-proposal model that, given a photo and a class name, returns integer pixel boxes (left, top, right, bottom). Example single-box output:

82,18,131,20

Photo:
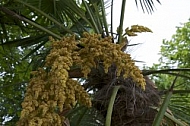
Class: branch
69,68,83,78
159,90,190,95
143,68,190,75
142,68,190,81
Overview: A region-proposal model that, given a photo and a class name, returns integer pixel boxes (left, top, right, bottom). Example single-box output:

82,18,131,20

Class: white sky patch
106,0,190,67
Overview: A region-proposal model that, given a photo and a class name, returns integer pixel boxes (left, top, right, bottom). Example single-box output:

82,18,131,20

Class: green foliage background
150,19,190,125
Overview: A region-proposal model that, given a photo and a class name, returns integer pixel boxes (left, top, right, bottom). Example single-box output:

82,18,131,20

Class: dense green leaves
0,47,30,124
150,19,190,125
160,20,190,66
0,40,50,125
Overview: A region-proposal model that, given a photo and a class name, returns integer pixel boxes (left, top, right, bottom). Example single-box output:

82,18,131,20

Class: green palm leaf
135,0,161,14
67,106,105,126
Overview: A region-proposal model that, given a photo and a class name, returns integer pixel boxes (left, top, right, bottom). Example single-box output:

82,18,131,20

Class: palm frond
66,106,105,126
169,95,190,124
0,35,48,47
135,0,161,14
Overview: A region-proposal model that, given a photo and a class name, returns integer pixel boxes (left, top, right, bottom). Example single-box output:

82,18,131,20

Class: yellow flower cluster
17,68,63,126
46,36,91,108
124,25,152,36
79,32,146,90
66,79,91,107
17,36,91,126
18,32,146,125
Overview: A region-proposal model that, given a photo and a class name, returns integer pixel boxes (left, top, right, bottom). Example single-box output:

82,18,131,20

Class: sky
106,0,190,67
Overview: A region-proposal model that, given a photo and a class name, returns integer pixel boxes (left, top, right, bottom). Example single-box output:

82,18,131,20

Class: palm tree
1,0,189,125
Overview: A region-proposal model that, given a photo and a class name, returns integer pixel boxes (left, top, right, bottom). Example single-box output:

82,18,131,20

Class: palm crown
0,0,190,125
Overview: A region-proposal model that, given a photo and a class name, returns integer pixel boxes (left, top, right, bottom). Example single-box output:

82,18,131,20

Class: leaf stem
82,0,100,34
105,86,120,126
100,0,109,36
118,0,126,44
152,74,179,126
